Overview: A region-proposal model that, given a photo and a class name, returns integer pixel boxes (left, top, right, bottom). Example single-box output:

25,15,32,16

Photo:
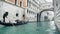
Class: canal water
0,21,60,34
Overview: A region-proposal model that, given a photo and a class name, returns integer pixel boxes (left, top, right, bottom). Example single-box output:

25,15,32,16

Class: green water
0,21,60,34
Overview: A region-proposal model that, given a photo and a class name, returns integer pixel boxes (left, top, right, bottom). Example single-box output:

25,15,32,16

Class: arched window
16,13,18,17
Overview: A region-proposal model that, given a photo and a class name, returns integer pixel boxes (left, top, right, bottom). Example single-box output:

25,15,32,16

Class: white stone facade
26,0,40,21
54,0,60,31
0,1,25,23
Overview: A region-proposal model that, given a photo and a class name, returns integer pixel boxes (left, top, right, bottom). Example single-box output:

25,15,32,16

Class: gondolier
3,12,8,22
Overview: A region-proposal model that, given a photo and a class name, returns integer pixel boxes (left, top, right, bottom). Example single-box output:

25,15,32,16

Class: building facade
4,0,41,22
26,0,40,21
5,0,27,8
0,0,27,23
0,0,41,23
54,0,60,31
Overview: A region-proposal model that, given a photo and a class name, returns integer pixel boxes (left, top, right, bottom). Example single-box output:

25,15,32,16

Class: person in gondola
3,12,8,22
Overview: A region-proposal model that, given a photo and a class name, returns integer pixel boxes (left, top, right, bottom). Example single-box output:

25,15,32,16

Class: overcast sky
45,0,53,2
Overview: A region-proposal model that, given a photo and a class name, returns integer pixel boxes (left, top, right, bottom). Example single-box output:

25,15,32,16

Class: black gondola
0,20,27,26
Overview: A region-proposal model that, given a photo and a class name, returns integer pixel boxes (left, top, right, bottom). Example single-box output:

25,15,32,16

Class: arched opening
37,8,54,22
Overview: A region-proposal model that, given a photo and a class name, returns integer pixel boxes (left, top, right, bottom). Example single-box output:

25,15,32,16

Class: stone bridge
37,8,54,22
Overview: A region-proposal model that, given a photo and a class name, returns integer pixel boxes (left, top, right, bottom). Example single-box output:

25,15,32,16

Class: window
23,14,25,17
16,13,18,17
20,1,22,7
27,0,29,6
15,0,17,5
27,10,28,13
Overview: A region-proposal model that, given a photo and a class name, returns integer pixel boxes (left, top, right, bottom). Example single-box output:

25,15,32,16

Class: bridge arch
37,8,54,22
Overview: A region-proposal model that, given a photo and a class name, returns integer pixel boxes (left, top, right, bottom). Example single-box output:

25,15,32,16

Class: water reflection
0,21,60,34
36,21,60,34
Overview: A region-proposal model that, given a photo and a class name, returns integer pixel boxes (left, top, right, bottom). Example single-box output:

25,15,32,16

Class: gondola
0,20,28,26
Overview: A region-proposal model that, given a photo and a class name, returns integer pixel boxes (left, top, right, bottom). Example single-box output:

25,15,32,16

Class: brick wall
5,0,26,8
5,0,15,4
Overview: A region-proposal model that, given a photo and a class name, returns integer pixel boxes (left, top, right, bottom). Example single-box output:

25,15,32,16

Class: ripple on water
0,21,60,34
